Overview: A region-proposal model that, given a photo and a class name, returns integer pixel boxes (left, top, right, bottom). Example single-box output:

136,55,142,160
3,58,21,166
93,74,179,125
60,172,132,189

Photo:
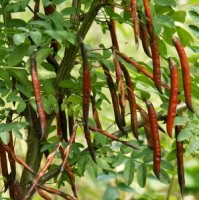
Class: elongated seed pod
131,0,139,47
121,64,138,139
143,0,162,93
91,96,102,129
31,53,46,140
138,13,151,57
108,15,126,126
33,0,40,20
146,99,161,178
108,19,120,50
172,36,193,112
80,43,96,162
137,105,153,149
37,189,52,200
59,146,77,197
113,51,126,126
0,144,8,189
101,63,126,135
116,51,169,90
68,114,75,139
166,58,179,138
175,126,185,196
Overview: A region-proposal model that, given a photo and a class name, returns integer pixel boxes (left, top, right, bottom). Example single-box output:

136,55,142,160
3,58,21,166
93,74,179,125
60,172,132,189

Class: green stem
55,0,106,87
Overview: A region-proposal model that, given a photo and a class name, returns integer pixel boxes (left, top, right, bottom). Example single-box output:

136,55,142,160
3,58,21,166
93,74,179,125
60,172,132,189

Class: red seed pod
80,43,96,162
175,126,185,196
33,0,40,20
143,0,162,93
145,99,161,178
91,96,102,129
137,105,153,149
101,63,126,135
113,51,126,126
166,58,179,138
130,0,139,47
139,18,151,57
121,64,138,139
31,53,46,140
172,36,193,112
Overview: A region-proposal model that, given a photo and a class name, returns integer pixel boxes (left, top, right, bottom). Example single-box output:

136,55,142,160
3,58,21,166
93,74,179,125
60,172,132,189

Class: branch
55,0,106,87
114,103,187,137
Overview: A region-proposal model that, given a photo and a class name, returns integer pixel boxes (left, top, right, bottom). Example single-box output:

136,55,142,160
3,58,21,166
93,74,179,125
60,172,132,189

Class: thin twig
23,143,61,200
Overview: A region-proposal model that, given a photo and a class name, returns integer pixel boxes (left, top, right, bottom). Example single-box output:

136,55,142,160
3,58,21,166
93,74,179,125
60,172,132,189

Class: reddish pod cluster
102,0,193,196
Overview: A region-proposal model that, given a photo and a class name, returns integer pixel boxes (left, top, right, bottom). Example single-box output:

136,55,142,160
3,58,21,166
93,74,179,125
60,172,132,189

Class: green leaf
123,159,135,185
188,25,199,38
0,98,5,107
13,33,28,45
7,44,29,66
177,26,194,46
61,7,77,15
161,160,174,171
36,47,52,66
16,99,26,113
78,155,89,176
154,14,175,34
189,10,199,21
189,138,199,153
57,31,77,44
158,38,167,57
7,69,29,85
87,160,98,179
137,163,147,188
0,132,10,145
0,69,12,88
112,153,126,167
59,79,76,89
174,116,189,126
159,169,170,184
170,11,186,23
103,186,119,200
177,127,193,141
97,157,111,170
143,149,153,163
0,47,8,62
29,31,42,46
154,0,176,6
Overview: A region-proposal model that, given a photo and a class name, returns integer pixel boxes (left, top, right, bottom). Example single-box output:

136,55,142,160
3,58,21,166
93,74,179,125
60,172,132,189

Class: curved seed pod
143,0,162,93
44,3,56,16
91,96,102,129
33,0,40,20
108,19,120,50
101,63,126,135
172,36,193,112
58,96,68,142
80,43,96,162
145,99,161,178
138,13,151,57
37,189,52,200
31,53,46,140
59,146,77,197
166,58,179,138
68,114,75,139
175,126,185,196
121,64,138,139
108,16,126,126
113,51,126,126
131,0,139,47
137,105,153,149
0,144,8,190
116,51,169,90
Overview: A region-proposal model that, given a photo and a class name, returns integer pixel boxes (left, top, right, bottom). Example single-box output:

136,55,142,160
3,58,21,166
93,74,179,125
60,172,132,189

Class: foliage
0,0,199,199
